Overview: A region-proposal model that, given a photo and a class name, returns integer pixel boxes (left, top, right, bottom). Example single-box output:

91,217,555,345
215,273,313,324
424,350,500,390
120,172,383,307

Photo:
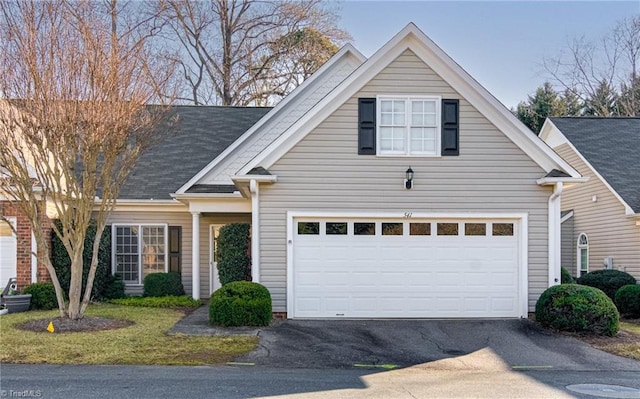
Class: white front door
0,217,17,286
209,225,222,295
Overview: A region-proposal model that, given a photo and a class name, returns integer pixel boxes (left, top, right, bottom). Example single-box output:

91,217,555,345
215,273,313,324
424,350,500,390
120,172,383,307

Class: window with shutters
377,96,441,156
113,224,167,284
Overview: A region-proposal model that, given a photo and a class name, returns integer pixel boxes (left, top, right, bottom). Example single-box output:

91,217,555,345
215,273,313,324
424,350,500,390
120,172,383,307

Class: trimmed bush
110,295,202,308
561,267,575,284
51,219,113,300
216,223,251,285
577,269,637,300
209,281,271,327
104,274,126,300
535,284,619,336
22,282,58,310
615,284,640,318
143,272,185,297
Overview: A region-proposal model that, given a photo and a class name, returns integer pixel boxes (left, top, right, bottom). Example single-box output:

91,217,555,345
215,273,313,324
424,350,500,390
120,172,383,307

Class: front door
209,225,222,295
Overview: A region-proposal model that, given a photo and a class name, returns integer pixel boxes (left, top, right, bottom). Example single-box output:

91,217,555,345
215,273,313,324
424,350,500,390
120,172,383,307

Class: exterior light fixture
405,167,414,189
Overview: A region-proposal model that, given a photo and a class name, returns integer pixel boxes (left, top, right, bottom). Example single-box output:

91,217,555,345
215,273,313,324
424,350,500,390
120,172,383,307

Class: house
540,117,640,280
104,23,585,319
2,24,586,318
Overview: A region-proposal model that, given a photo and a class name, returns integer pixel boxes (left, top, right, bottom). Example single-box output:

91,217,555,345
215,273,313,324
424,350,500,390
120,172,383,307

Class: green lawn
0,305,257,365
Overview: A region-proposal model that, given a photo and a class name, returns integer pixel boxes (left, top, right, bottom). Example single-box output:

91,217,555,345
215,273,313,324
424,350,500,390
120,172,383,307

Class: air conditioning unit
604,257,614,269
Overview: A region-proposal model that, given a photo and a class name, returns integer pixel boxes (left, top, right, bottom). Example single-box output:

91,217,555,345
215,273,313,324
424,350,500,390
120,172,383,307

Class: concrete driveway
235,318,639,372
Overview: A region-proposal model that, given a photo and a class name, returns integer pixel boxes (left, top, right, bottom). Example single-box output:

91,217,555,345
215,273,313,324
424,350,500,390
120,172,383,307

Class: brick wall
0,201,51,288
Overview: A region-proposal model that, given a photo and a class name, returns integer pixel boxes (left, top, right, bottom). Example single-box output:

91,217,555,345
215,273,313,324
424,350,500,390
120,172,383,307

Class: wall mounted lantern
405,167,414,190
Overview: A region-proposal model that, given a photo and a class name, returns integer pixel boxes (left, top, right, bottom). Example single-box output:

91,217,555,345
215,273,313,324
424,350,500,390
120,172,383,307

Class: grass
580,320,640,360
0,304,257,365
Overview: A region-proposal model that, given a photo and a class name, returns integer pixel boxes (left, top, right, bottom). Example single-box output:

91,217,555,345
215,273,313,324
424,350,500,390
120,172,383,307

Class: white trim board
286,210,529,319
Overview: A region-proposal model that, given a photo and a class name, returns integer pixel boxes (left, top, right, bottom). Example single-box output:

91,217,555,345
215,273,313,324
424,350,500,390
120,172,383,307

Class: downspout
250,179,260,282
548,182,563,287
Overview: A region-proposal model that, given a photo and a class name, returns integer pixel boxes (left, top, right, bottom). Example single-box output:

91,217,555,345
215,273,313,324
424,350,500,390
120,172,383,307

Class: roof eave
536,177,589,186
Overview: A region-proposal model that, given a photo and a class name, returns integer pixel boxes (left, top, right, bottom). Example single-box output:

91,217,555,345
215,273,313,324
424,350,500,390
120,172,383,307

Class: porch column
250,179,260,282
191,212,200,299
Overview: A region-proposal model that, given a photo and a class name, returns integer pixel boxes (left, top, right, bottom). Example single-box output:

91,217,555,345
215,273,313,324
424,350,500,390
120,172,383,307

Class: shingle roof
119,106,271,199
550,117,640,212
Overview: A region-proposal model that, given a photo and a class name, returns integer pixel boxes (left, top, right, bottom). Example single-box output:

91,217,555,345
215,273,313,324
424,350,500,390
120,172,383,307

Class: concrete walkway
168,305,262,336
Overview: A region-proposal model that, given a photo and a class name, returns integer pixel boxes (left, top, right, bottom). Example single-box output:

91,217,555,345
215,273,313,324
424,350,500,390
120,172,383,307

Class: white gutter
547,182,563,287
250,179,260,283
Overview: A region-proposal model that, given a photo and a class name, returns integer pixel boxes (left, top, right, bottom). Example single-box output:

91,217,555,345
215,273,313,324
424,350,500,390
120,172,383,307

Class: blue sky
337,1,640,108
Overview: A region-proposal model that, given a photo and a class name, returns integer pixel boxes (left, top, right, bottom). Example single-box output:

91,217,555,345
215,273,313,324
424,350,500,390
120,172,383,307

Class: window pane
382,223,403,235
410,223,431,235
298,222,319,235
393,100,405,113
437,223,458,236
354,223,375,235
381,100,393,112
326,222,347,235
493,223,514,236
465,223,486,236
424,114,436,125
578,234,588,245
424,101,436,113
115,226,139,283
142,226,165,278
580,249,588,271
381,113,393,125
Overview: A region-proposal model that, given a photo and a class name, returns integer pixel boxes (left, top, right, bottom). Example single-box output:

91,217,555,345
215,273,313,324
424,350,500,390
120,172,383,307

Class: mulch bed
16,317,134,334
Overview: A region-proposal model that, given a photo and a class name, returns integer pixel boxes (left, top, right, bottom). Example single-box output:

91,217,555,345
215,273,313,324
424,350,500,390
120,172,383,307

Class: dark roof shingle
550,117,640,212
119,106,270,199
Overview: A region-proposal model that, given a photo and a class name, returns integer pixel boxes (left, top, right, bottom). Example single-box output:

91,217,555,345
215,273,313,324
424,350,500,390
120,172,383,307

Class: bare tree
157,0,350,106
0,0,176,320
543,15,640,116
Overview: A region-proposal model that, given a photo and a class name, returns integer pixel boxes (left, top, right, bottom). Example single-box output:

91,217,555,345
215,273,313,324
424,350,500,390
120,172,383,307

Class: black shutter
168,226,181,274
358,98,376,155
441,99,459,156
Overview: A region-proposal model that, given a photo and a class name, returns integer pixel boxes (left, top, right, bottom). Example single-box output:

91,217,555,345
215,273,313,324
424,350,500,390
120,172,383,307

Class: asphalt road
1,363,639,399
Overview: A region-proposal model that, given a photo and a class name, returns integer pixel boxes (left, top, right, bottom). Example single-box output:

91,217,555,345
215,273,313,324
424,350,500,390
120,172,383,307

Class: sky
336,1,640,109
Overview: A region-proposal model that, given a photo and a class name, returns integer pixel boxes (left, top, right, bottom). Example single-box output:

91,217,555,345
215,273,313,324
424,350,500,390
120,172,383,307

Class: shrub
50,219,113,300
535,284,619,336
216,223,251,285
143,272,185,297
110,295,201,308
577,269,637,300
561,267,575,284
209,281,271,327
103,274,126,300
22,282,58,310
614,284,640,318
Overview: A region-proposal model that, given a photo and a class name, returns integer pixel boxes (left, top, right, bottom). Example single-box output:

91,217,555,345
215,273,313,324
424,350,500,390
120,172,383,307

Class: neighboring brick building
0,200,51,289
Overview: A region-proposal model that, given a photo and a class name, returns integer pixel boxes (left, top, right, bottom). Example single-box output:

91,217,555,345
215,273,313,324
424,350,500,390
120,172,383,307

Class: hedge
614,284,640,318
22,282,58,310
216,223,251,285
111,295,201,308
209,281,271,327
143,272,185,297
577,269,637,300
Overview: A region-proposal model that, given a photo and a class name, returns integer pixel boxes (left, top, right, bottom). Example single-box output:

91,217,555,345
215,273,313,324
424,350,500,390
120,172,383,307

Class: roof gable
543,117,640,213
237,23,580,178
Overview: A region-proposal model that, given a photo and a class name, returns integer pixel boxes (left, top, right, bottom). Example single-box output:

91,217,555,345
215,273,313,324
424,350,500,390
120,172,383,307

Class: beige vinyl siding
107,210,250,298
259,50,552,313
561,216,576,277
555,143,640,278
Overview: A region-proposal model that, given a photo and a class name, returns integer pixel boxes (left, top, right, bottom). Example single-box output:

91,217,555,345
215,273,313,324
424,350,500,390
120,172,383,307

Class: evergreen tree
516,82,566,134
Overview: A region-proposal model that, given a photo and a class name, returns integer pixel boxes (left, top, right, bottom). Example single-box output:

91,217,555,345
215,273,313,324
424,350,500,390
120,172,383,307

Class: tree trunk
67,250,85,320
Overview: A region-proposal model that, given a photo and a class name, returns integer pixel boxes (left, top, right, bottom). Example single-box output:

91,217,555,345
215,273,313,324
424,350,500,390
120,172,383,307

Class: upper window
377,96,440,156
114,225,167,284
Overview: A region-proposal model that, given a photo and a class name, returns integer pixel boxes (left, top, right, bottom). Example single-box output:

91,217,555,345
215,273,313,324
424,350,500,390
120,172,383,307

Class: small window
378,96,440,156
326,222,347,235
354,222,375,235
410,223,431,236
114,224,167,285
493,223,514,236
382,223,403,236
465,223,486,236
298,222,319,235
577,233,589,277
437,223,458,236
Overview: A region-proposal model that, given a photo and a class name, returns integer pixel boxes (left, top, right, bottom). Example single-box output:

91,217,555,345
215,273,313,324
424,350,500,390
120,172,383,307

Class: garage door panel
293,218,521,318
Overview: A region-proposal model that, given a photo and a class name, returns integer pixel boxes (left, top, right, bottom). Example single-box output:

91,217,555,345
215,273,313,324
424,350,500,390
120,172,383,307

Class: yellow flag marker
46,321,55,333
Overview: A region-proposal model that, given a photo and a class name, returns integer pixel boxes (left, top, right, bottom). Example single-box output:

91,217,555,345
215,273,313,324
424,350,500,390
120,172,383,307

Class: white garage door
0,218,17,286
291,218,522,318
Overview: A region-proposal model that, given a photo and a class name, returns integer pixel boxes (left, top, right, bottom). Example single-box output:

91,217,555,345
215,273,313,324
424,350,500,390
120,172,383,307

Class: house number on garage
404,212,413,218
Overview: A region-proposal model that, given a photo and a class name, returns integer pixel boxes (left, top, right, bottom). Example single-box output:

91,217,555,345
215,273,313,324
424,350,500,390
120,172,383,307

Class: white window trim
577,232,589,277
112,223,169,285
376,95,442,157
